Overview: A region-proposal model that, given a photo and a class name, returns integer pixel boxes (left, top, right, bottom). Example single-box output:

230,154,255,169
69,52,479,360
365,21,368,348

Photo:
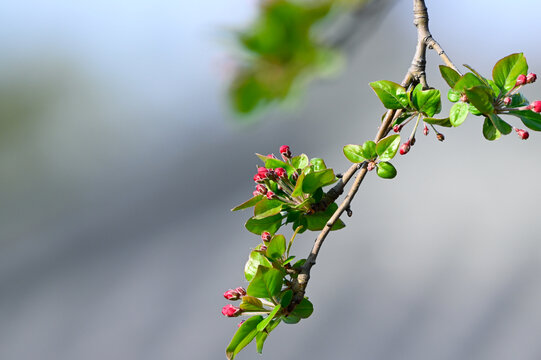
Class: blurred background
1,0,541,359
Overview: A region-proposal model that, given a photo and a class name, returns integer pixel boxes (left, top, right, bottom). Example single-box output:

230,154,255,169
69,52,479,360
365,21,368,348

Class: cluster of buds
221,287,247,317
515,73,536,87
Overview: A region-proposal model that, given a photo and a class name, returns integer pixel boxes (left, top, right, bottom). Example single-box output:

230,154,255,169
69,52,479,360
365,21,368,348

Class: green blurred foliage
230,0,371,115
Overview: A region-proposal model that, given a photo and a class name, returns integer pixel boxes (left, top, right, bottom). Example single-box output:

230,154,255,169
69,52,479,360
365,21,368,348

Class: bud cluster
221,287,247,317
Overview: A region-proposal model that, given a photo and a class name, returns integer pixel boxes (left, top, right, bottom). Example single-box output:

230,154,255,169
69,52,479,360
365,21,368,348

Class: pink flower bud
515,128,529,140
399,141,410,155
260,245,267,251
393,124,401,133
222,304,242,317
235,287,247,296
253,174,264,183
503,97,512,106
261,231,272,242
437,133,445,142
367,162,376,171
257,167,269,179
274,167,287,178
266,154,275,158
279,145,291,157
460,93,468,103
255,184,268,195
223,289,240,301
516,74,527,86
527,73,537,84
253,190,259,197
266,191,276,200
530,100,541,113
423,124,429,136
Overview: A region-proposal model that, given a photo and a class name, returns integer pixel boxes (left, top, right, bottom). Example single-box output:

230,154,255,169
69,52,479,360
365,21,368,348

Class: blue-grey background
1,0,541,359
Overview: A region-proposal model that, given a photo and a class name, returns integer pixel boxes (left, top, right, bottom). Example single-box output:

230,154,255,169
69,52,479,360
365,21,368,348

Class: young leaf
310,158,327,171
439,65,461,88
291,154,310,170
369,80,409,109
343,144,366,163
240,296,265,311
256,304,282,332
464,86,494,115
226,315,264,360
463,64,491,87
246,266,283,299
488,113,512,135
305,202,345,231
410,84,441,117
255,332,268,354
376,161,397,179
361,141,377,160
302,169,336,194
232,195,264,211
290,298,314,319
453,72,485,93
423,117,452,127
291,172,305,197
482,117,502,141
253,199,283,220
449,102,469,127
492,53,528,92
245,248,273,281
266,234,286,260
245,214,283,235
509,93,528,108
448,89,461,102
375,134,400,161
508,110,541,131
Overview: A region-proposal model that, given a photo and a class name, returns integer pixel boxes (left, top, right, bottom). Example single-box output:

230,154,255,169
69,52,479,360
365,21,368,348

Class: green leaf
291,171,305,197
226,315,264,360
310,158,326,171
369,80,409,109
439,65,461,88
305,202,345,231
488,113,512,135
449,102,469,127
492,53,528,92
232,195,264,211
454,73,486,93
280,289,293,307
361,141,377,160
482,117,502,141
424,117,452,127
240,296,265,311
282,315,301,324
255,332,268,354
465,86,494,115
291,154,310,170
376,134,400,161
246,266,283,299
264,158,296,175
509,93,528,108
463,64,491,87
448,89,461,102
508,110,541,131
376,161,397,179
266,234,286,260
290,298,314,318
283,256,295,266
256,304,282,332
245,248,273,281
302,169,336,194
469,104,482,116
245,214,283,235
410,84,441,117
253,199,283,220
343,144,366,163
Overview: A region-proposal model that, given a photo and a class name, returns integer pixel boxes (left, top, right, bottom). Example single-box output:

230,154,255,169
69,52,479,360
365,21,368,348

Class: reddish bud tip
460,94,469,103
255,184,268,195
266,191,276,200
516,74,528,86
260,245,267,252
257,167,269,179
279,145,291,159
515,128,529,140
223,289,240,301
235,287,247,296
437,133,445,142
527,73,537,84
423,124,429,136
393,124,401,133
503,97,512,106
399,142,410,155
367,162,376,171
266,154,275,159
274,167,287,178
253,174,263,183
222,304,242,317
253,190,259,197
261,231,272,242
531,100,541,113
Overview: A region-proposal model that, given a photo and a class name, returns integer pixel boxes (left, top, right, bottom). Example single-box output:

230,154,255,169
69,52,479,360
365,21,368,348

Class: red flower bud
255,184,268,195
223,289,240,301
437,133,445,142
516,74,527,86
253,190,259,197
399,141,410,155
460,93,469,103
530,100,541,113
257,167,269,179
503,97,512,106
393,124,401,133
279,145,291,157
253,174,264,183
235,287,247,296
423,124,429,136
261,231,272,242
222,304,242,317
527,73,537,84
266,191,276,200
515,128,529,140
274,167,287,178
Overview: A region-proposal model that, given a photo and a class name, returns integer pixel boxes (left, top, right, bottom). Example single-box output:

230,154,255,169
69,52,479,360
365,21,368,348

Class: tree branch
288,0,458,313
